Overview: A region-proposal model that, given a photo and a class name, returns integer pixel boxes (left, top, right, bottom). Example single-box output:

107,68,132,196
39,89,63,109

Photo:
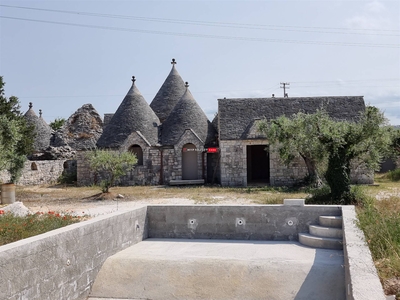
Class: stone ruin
0,103,103,185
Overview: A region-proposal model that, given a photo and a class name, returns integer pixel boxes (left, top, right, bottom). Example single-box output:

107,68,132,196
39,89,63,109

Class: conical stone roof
24,102,52,151
150,59,186,123
161,82,216,146
97,76,160,148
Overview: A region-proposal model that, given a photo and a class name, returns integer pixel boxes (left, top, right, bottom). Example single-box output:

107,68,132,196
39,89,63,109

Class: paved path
89,239,345,300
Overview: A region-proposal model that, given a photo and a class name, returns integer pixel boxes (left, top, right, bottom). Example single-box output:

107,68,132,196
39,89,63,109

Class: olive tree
258,106,393,204
258,110,329,186
86,149,138,193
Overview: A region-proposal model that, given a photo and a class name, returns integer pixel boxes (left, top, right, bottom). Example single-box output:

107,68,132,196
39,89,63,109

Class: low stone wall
0,207,147,300
342,206,386,300
0,160,76,185
147,204,342,240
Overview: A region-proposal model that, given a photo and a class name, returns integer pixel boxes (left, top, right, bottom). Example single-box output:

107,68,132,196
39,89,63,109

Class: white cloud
345,1,391,30
365,1,386,13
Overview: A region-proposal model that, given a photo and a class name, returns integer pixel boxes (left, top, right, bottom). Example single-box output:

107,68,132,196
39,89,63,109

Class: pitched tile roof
218,96,365,140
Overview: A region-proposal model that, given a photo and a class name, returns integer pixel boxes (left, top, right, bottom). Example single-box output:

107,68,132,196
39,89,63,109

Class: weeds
58,172,77,184
0,210,82,246
387,169,400,182
357,195,400,280
306,184,371,206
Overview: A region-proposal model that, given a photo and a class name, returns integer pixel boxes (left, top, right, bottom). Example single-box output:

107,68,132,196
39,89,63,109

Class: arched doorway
182,143,198,180
129,145,143,166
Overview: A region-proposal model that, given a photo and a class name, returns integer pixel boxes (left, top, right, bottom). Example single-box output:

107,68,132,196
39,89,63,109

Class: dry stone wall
0,160,76,185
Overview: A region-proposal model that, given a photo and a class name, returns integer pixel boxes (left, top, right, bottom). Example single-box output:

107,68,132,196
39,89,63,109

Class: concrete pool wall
0,204,386,300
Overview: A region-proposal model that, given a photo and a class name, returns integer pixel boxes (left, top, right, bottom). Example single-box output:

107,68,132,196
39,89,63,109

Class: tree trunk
300,154,322,187
325,148,351,204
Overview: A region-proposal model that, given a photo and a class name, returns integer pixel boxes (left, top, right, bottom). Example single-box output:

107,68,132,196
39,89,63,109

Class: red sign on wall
207,147,219,153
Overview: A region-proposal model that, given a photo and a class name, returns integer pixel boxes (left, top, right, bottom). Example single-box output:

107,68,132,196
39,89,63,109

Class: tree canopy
0,76,35,183
86,149,138,193
258,106,394,204
49,118,66,131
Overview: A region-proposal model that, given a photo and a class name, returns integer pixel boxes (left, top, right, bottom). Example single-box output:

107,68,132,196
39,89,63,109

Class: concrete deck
89,238,345,300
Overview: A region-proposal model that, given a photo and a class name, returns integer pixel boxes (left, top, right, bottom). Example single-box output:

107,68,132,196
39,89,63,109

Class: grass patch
0,210,82,246
387,169,400,182
357,195,400,279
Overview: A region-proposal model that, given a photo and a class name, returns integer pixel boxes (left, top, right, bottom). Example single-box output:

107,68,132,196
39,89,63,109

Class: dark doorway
207,153,220,184
247,145,270,185
129,145,143,165
182,143,198,180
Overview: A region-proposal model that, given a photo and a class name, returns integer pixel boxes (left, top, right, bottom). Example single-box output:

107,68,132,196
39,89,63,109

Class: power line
1,15,398,48
291,78,400,84
16,80,398,99
1,4,399,36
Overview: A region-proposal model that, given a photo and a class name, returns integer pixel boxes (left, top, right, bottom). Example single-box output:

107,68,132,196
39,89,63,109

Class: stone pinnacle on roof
149,58,186,123
24,102,52,152
161,82,216,146
97,76,160,148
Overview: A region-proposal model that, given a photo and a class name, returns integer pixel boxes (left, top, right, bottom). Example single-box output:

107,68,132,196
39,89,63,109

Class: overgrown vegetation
357,195,400,281
86,149,138,193
58,171,77,184
387,169,400,182
357,185,400,298
0,210,82,246
306,184,370,206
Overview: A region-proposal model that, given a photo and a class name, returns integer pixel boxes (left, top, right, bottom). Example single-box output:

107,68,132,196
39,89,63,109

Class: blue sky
0,0,399,125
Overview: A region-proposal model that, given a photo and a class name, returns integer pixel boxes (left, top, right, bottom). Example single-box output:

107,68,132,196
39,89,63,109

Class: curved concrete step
319,216,342,228
299,233,343,250
309,225,343,239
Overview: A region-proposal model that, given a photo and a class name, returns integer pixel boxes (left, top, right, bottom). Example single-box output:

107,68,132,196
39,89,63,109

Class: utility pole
280,82,290,98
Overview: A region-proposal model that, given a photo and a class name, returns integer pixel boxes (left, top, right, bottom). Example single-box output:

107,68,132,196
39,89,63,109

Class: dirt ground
14,185,257,217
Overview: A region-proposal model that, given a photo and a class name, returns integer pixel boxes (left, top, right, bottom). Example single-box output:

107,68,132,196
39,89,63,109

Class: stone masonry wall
349,160,374,184
77,149,161,187
219,139,307,187
220,139,373,187
219,140,247,186
0,160,76,185
269,148,308,186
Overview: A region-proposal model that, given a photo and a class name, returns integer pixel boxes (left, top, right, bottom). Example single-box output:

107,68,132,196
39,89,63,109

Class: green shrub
387,169,400,181
0,210,81,246
306,184,372,206
305,185,332,204
58,172,77,184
